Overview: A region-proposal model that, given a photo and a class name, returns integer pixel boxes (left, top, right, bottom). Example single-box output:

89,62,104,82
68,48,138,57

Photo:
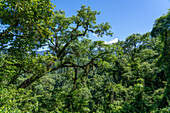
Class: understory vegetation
0,0,169,112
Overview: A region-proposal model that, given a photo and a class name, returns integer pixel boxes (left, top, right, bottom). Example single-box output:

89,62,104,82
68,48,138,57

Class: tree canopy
0,0,169,112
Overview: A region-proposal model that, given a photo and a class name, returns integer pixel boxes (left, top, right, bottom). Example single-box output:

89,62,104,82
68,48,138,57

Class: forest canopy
0,0,169,112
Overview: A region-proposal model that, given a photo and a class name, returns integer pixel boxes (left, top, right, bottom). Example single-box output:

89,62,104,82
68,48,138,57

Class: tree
151,9,170,108
1,0,169,112
0,1,113,88
0,0,54,55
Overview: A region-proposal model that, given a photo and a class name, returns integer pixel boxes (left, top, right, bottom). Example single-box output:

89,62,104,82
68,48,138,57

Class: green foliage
0,86,38,112
0,0,54,55
0,0,169,112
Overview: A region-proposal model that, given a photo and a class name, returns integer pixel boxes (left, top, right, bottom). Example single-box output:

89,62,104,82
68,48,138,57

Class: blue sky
51,0,170,43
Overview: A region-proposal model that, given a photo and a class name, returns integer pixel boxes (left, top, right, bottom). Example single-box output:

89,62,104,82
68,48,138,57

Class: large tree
0,0,54,55
151,9,170,108
0,0,113,88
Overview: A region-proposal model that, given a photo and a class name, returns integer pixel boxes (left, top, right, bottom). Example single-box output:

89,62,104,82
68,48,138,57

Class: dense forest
0,0,169,112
